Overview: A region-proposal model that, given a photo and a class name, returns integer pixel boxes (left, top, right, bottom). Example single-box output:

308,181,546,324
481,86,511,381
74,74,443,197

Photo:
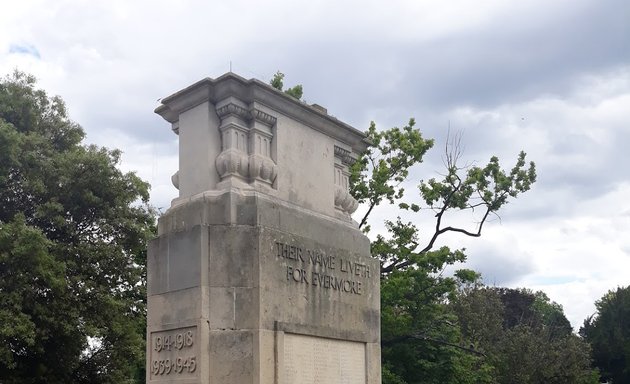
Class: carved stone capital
214,99,278,188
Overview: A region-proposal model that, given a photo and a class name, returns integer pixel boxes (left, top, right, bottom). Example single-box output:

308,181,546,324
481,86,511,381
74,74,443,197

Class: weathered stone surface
147,73,380,384
155,73,365,220
283,333,365,384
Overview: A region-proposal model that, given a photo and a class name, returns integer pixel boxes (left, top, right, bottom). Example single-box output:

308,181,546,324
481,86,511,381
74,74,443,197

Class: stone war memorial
148,73,381,384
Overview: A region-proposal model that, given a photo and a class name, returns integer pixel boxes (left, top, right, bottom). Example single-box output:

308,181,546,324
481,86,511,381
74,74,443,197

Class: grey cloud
397,1,629,109
465,245,537,286
258,0,630,119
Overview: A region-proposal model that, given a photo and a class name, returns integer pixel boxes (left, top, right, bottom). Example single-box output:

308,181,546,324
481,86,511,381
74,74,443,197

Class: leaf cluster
580,285,630,383
270,71,303,100
420,151,536,212
0,71,155,383
452,287,598,384
350,119,433,232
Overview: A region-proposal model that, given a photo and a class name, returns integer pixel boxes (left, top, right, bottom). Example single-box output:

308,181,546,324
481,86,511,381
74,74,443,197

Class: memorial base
147,191,380,384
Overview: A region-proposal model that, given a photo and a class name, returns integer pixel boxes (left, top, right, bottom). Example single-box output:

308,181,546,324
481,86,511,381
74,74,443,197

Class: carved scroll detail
214,102,277,188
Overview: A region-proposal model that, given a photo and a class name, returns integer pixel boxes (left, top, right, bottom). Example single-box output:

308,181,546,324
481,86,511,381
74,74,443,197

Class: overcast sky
2,0,629,328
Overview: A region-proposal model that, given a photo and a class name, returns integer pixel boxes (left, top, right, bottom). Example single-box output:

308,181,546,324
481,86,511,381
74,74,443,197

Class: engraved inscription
276,241,370,295
284,334,366,384
150,327,198,380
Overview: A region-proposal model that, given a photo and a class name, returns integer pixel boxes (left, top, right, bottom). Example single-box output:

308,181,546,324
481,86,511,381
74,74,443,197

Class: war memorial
147,73,381,384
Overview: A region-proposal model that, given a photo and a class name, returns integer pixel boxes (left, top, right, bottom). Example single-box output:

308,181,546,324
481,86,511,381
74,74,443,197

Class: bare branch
443,126,465,170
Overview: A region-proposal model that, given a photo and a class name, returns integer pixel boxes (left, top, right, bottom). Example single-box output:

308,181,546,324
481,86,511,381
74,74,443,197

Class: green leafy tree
0,71,155,383
453,287,598,384
581,285,630,383
270,71,303,100
495,288,572,337
350,121,536,383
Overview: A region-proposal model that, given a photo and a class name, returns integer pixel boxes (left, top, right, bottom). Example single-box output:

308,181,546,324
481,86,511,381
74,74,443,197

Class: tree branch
381,205,491,274
359,200,376,229
382,333,486,357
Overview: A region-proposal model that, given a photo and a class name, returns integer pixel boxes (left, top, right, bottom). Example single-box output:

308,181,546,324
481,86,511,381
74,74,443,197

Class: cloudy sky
2,0,629,328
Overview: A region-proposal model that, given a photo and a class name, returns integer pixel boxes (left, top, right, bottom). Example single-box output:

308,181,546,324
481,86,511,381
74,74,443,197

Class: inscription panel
284,333,365,384
275,240,371,295
149,326,198,381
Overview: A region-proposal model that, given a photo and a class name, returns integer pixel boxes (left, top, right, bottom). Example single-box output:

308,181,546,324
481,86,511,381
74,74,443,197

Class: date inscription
150,326,198,380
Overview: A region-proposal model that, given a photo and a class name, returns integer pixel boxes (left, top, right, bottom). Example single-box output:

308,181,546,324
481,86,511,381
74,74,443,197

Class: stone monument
147,73,381,384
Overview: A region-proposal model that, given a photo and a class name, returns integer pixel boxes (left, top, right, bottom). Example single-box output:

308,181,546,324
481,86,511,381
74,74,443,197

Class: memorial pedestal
148,73,381,384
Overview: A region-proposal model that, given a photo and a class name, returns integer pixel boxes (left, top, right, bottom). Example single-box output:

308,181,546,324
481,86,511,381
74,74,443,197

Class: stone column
148,73,380,384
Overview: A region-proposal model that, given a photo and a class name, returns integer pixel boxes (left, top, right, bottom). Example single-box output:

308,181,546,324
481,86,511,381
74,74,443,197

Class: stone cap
155,72,367,222
155,72,369,154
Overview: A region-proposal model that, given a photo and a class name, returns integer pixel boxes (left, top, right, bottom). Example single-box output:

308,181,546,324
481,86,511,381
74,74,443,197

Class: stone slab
282,333,366,384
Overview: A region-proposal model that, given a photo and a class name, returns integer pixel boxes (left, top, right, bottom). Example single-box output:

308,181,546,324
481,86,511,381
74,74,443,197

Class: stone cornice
216,102,250,121
250,108,276,126
334,145,358,166
155,72,369,153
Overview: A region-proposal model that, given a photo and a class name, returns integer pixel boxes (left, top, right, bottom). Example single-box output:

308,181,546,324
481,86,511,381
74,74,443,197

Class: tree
453,287,598,384
270,71,304,100
494,325,597,384
496,288,572,337
0,71,155,383
380,267,495,384
581,285,630,383
349,120,537,383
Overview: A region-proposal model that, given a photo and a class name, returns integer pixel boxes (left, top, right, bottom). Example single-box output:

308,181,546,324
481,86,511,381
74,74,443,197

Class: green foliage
350,119,434,231
350,118,537,383
420,151,536,212
581,285,630,383
284,84,303,100
270,71,303,100
381,268,494,384
0,71,155,383
452,287,598,384
494,325,598,384
270,71,285,90
0,215,63,370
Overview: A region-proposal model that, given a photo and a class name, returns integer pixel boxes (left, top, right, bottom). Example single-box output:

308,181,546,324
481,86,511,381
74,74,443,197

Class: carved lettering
307,249,336,270
275,240,368,295
151,356,197,376
287,266,309,284
312,272,362,295
340,259,370,278
150,327,198,380
276,241,304,262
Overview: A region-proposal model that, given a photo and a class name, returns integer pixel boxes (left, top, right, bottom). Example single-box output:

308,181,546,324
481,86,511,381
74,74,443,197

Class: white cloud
2,0,629,331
